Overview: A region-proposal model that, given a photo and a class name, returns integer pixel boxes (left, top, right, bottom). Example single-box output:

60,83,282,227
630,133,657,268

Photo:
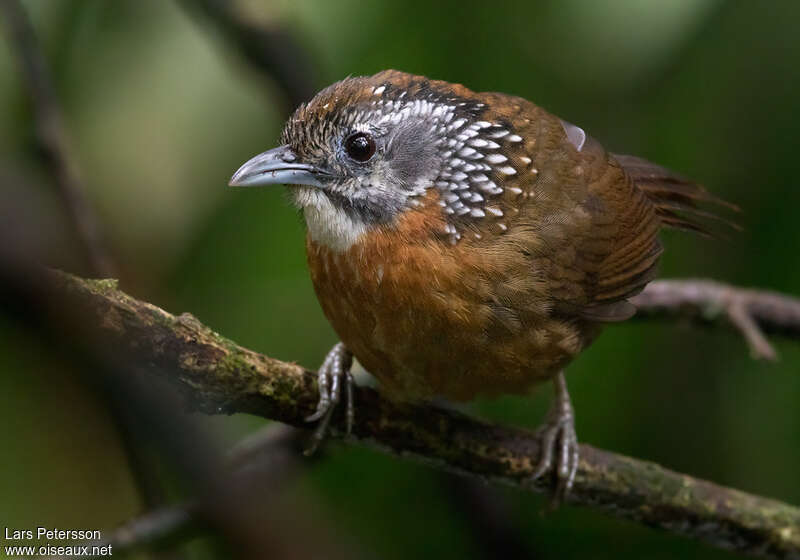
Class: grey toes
530,371,579,506
304,343,354,455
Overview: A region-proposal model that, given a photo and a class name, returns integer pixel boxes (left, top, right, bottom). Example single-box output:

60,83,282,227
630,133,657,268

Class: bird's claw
530,372,579,507
304,342,354,455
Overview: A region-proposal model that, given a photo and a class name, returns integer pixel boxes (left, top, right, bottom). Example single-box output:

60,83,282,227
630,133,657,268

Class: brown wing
613,154,740,236
513,128,735,322
477,102,665,323
568,147,737,321
469,92,736,323
569,138,665,321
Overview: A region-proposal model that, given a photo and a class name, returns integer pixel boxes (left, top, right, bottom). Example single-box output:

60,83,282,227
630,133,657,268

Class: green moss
85,277,120,295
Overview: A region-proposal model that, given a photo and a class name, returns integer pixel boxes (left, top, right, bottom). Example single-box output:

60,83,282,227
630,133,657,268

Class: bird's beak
228,144,326,187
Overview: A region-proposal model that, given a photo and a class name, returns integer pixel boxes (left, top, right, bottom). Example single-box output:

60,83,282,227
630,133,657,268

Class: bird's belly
307,233,587,402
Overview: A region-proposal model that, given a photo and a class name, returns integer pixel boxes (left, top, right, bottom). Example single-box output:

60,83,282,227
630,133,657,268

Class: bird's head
230,70,531,250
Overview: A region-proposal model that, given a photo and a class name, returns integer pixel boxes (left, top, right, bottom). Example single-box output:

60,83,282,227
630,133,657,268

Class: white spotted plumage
358,86,530,242
287,76,534,248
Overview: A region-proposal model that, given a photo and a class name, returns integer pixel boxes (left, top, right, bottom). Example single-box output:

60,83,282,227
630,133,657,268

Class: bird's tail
614,154,740,237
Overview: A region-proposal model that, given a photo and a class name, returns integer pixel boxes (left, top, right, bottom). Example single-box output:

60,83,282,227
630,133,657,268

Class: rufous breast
305,190,589,401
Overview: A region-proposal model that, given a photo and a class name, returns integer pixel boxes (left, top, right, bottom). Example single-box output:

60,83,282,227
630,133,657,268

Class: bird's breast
305,191,588,401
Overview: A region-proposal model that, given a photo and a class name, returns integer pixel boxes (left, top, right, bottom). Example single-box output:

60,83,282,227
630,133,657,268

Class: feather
613,154,740,237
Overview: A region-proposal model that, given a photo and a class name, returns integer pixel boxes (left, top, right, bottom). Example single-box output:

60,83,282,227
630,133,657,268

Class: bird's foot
304,342,354,455
530,371,579,507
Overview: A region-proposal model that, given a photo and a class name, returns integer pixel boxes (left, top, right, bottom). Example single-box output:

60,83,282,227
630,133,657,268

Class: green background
1,1,799,558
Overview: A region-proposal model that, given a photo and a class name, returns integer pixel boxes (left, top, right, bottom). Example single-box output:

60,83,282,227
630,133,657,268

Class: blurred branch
22,268,800,559
179,0,317,109
75,505,201,559
51,424,306,560
0,251,338,558
0,1,191,537
632,279,800,360
0,5,207,543
0,0,115,277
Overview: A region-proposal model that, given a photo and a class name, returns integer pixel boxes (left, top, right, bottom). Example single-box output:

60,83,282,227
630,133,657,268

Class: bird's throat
293,186,369,252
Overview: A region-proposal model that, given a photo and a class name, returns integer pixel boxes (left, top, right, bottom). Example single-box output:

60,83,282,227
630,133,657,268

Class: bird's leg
304,342,354,455
531,371,579,505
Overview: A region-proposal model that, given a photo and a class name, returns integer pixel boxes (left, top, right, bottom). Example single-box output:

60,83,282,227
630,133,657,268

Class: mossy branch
33,269,800,559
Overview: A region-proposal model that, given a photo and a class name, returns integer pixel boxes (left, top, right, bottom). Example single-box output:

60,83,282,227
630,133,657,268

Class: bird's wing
477,96,736,323
570,148,737,322
506,126,664,322
613,154,740,236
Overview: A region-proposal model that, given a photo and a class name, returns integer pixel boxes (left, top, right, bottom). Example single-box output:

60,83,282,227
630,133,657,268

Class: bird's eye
344,132,376,162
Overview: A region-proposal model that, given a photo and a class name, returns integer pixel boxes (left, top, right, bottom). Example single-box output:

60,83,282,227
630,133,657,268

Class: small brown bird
230,70,733,498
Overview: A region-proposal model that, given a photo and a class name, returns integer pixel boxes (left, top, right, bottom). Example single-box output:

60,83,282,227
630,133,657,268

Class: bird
229,70,735,500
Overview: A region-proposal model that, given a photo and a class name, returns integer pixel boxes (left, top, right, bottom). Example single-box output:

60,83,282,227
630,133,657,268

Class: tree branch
632,279,800,360
19,268,799,559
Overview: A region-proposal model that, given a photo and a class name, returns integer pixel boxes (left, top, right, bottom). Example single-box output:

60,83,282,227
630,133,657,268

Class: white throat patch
293,187,368,252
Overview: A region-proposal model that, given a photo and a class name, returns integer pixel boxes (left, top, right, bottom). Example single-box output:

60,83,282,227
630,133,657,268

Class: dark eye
344,132,376,162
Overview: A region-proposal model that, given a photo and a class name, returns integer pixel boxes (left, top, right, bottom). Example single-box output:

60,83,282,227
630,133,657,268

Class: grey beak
229,145,326,187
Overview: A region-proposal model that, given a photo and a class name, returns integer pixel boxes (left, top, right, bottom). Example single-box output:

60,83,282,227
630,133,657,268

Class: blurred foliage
1,1,799,558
